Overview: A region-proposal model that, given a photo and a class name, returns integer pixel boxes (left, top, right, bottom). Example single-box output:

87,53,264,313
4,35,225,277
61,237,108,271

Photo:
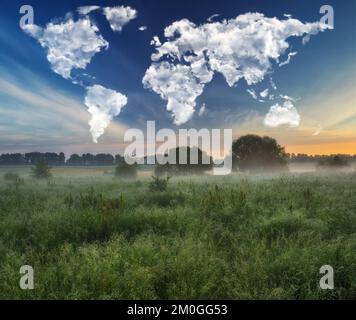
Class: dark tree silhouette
155,146,213,175
232,135,288,172
66,154,83,166
58,152,66,165
0,153,25,165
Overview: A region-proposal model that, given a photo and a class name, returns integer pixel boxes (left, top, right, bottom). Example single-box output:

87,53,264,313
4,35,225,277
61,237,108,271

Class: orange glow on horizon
286,142,356,156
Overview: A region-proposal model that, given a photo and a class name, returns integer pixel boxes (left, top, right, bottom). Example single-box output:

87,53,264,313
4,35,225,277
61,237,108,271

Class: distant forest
0,152,123,166
0,152,356,166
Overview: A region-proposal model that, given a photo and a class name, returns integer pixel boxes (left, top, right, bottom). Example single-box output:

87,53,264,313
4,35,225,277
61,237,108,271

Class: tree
115,161,137,179
82,153,95,166
0,153,25,165
115,154,124,165
66,154,83,166
24,152,64,165
155,146,213,175
317,156,349,169
58,152,66,165
232,135,288,172
95,154,114,166
31,159,52,179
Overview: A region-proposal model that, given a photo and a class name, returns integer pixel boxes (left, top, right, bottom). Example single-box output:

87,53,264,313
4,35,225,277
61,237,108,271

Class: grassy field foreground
0,167,355,299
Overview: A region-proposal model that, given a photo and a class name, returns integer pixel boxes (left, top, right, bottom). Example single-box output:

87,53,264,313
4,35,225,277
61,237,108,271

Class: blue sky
0,0,355,155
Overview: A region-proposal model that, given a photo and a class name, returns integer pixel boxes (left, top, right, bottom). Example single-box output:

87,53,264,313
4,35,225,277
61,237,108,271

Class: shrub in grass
200,185,226,214
31,160,52,179
149,175,170,192
115,162,137,179
258,212,329,244
64,187,125,213
4,172,20,181
142,191,185,208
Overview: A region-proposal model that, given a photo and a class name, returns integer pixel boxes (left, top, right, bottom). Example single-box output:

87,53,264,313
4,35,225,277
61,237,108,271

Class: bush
4,172,20,181
142,191,185,208
149,176,170,192
115,162,137,179
31,160,52,179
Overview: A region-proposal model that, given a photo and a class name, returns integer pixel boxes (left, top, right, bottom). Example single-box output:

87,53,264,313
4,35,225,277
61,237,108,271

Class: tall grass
0,170,355,299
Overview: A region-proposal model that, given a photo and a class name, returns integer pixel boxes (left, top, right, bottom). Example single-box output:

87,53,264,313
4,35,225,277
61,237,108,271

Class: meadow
0,166,355,300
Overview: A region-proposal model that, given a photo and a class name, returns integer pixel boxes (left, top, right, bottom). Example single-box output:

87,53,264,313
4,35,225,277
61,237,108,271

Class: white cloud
139,26,147,31
270,77,277,90
279,94,297,102
143,62,205,125
260,89,269,98
312,125,323,136
21,24,42,38
103,6,137,32
77,6,101,15
247,89,258,100
302,35,311,45
23,18,108,79
207,14,220,22
199,104,206,117
279,51,297,67
144,13,329,124
84,85,128,143
264,100,301,128
150,36,161,46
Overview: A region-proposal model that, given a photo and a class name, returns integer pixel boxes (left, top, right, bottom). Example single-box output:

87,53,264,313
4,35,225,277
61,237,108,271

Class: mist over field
0,162,355,300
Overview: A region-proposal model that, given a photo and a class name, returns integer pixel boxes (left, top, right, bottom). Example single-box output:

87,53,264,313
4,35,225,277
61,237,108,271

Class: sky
0,0,355,156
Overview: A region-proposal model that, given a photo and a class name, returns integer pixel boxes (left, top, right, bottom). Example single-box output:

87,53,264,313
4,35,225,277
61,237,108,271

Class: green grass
0,167,355,300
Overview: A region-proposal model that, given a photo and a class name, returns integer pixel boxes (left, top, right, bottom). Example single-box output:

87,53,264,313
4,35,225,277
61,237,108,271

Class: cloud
150,36,161,46
199,104,206,117
260,89,269,98
302,35,311,45
22,18,108,80
312,125,323,136
21,24,42,38
77,5,138,32
143,62,206,125
279,94,297,102
270,77,277,90
103,6,137,32
279,51,298,67
0,68,129,152
247,89,258,100
144,13,329,124
264,100,301,128
207,14,220,22
77,6,101,15
84,85,128,143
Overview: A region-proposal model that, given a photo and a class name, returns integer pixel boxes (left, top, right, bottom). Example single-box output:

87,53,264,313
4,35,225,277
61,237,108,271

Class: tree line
1,135,355,169
0,152,124,166
289,153,356,163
